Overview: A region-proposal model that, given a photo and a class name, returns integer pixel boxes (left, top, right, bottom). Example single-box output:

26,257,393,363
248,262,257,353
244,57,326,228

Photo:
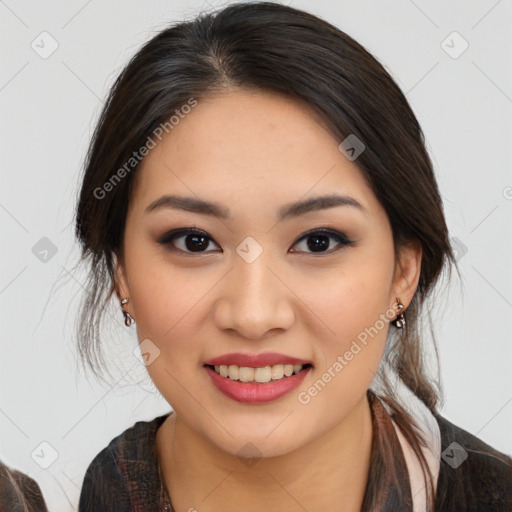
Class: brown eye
290,229,353,254
158,229,221,253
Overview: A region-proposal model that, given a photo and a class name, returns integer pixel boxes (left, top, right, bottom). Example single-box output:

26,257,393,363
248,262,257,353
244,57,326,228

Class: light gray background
1,1,511,510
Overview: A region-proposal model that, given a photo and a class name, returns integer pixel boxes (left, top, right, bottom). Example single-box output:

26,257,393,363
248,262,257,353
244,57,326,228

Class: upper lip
204,352,312,368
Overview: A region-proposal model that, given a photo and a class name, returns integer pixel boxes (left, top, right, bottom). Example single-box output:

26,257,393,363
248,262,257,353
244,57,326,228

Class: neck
157,393,373,512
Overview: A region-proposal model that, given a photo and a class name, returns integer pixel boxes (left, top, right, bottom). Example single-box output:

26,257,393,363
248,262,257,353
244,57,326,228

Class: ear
391,240,422,309
113,253,130,303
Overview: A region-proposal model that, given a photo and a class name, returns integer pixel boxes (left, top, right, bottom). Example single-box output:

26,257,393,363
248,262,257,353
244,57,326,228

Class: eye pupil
307,235,330,252
185,234,209,252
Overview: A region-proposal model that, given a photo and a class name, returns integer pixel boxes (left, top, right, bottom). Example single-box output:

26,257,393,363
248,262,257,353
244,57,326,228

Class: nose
213,253,296,340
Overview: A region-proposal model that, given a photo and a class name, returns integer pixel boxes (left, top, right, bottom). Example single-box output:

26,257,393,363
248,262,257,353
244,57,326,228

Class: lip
203,352,312,368
203,364,312,404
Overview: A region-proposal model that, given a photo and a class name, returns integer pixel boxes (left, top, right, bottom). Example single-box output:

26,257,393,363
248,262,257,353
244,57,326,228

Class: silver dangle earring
121,298,135,327
392,297,406,328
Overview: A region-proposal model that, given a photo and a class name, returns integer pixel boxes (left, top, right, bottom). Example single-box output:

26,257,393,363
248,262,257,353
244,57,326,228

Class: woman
74,2,512,511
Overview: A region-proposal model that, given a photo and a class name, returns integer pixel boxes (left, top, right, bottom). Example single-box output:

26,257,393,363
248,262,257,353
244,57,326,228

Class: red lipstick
203,352,312,404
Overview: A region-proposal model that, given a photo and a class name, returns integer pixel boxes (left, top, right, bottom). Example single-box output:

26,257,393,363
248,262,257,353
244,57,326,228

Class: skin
114,88,422,512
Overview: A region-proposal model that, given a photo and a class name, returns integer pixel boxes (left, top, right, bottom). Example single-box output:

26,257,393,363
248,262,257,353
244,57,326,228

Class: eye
290,229,354,254
158,227,354,255
158,228,221,254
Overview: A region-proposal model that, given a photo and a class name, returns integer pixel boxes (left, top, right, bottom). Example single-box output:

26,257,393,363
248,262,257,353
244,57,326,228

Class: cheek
297,272,392,418
125,235,210,339
305,251,394,340
132,280,197,340
128,267,208,407
300,244,394,392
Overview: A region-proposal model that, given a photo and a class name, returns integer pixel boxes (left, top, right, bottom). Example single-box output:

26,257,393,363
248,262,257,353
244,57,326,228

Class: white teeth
211,363,306,382
239,367,254,382
254,366,272,383
228,365,239,380
271,364,284,380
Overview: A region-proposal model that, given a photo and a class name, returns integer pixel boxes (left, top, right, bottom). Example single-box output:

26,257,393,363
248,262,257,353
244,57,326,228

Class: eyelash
157,227,354,255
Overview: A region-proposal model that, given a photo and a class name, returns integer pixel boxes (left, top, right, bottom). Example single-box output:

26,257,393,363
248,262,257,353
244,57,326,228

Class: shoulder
78,413,171,512
434,413,512,512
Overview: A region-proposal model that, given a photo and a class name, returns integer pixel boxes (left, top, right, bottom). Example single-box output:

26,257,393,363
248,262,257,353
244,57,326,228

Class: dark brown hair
0,460,49,512
74,2,457,509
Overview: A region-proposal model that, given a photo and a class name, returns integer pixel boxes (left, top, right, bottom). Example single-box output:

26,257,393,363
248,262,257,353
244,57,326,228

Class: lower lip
204,365,311,404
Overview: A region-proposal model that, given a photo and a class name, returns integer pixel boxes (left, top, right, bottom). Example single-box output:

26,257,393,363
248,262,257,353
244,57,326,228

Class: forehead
130,89,381,221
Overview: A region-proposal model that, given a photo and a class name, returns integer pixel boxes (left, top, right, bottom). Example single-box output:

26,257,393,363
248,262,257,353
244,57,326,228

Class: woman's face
115,88,421,458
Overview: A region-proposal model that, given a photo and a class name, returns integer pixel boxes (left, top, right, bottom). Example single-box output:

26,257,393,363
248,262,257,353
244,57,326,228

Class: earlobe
113,254,135,326
392,241,422,309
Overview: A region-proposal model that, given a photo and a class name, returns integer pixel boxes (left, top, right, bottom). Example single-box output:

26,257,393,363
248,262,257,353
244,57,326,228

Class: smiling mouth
204,363,313,384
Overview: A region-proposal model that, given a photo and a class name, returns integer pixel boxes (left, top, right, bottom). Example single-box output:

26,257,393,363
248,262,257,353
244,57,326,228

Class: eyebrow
144,193,366,221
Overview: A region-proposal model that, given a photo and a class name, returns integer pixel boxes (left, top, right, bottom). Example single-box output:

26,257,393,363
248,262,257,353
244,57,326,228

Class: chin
203,407,319,457
212,428,306,461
